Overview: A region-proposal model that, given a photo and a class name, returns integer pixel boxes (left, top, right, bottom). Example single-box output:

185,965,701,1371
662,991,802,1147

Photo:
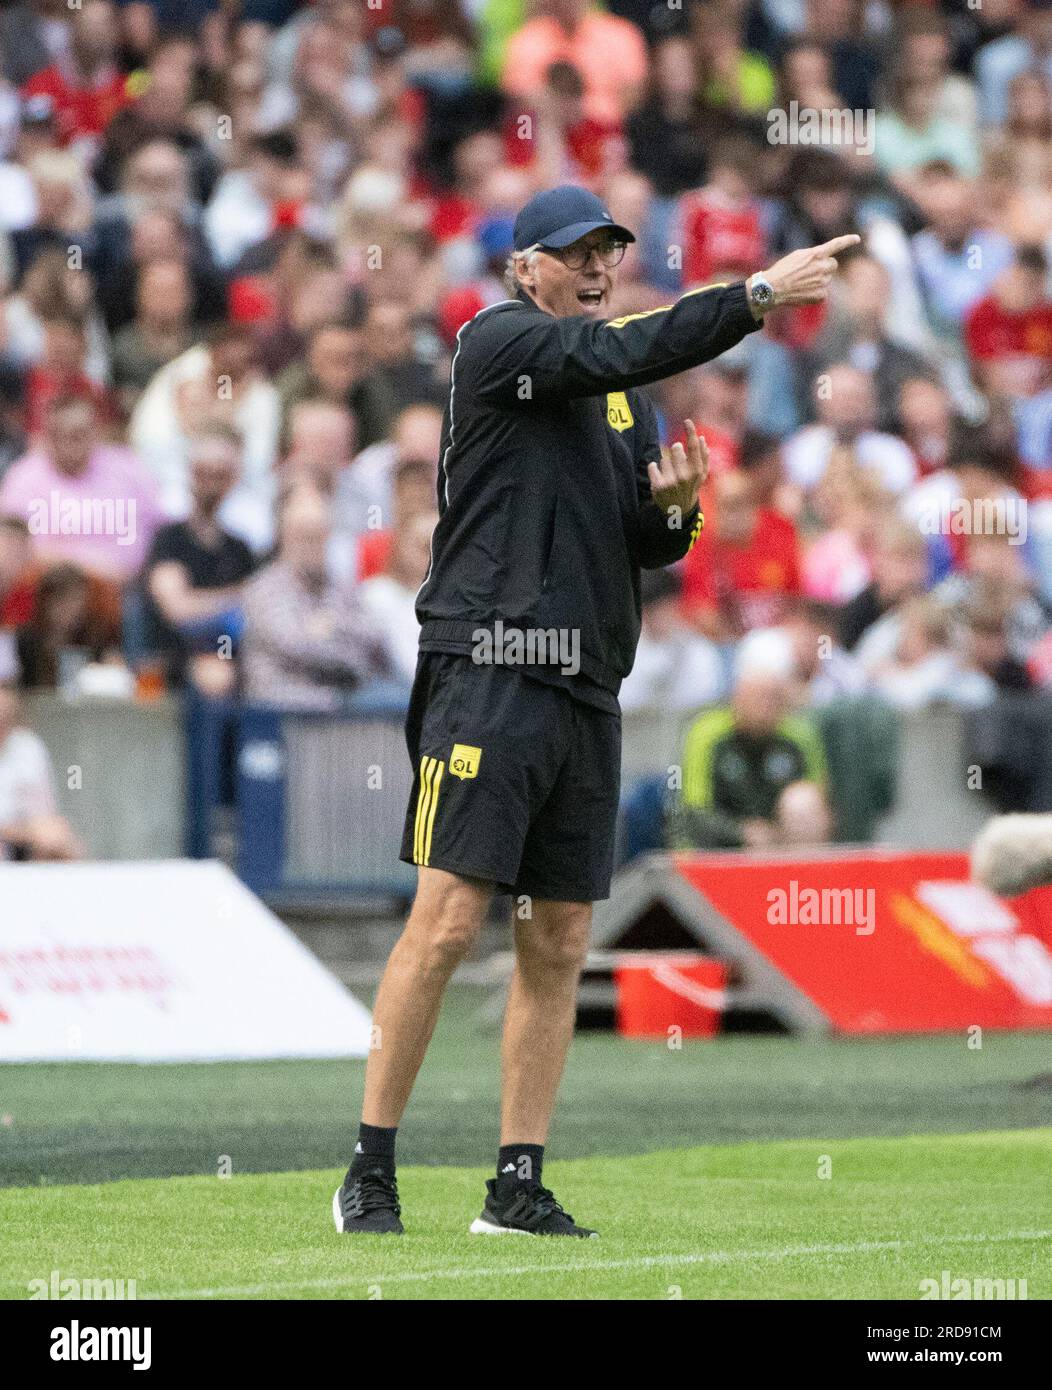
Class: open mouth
577,288,604,308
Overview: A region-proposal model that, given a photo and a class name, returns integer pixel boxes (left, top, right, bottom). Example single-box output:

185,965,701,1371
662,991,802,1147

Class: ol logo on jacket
606,392,634,432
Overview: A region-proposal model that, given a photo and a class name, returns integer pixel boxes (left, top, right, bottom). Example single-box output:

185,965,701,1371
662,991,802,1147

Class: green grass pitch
2,989,1050,1299
2,1132,1050,1300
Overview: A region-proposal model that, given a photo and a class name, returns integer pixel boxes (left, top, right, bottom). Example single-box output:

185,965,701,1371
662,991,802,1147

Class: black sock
348,1123,397,1179
497,1143,544,1189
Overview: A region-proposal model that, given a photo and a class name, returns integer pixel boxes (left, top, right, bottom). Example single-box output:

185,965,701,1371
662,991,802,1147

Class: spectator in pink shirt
0,396,162,583
501,0,648,125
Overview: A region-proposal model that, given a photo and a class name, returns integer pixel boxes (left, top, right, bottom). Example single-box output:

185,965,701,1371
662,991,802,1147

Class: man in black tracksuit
335,185,858,1238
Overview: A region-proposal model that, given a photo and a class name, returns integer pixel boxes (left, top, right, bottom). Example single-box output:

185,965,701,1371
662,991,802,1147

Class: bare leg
500,899,592,1145
361,866,492,1127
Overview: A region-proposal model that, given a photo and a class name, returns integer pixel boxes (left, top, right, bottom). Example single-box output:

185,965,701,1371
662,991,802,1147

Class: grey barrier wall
25,694,186,861
280,712,416,893
873,705,992,849
22,695,993,867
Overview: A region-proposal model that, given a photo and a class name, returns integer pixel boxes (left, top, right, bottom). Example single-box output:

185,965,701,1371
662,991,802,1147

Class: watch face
752,279,774,306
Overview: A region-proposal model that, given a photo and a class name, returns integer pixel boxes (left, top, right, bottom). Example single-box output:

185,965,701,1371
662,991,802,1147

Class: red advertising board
671,850,1052,1034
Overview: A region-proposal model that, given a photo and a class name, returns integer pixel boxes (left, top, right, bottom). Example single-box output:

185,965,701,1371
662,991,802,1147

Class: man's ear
516,253,540,294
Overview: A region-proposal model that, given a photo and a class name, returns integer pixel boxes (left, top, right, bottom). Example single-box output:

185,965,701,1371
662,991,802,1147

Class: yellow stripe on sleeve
604,283,729,330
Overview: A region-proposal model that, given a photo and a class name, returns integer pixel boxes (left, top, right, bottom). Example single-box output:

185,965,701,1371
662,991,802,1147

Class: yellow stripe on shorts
414,756,445,866
422,759,444,866
413,757,433,863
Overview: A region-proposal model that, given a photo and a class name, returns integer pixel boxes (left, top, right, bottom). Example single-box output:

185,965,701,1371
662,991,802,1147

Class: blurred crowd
3,0,1052,858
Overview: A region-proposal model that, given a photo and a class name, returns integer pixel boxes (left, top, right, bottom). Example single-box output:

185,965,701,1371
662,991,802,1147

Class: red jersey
681,506,802,631
679,188,765,286
357,530,393,581
428,193,477,243
24,368,118,437
0,578,35,627
965,294,1052,397
21,65,131,144
502,110,622,182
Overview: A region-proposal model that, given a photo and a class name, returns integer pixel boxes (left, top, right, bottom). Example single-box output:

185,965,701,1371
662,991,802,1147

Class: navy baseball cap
512,186,635,253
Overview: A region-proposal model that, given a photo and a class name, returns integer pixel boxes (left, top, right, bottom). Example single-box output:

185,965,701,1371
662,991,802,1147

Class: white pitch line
152,1229,1052,1300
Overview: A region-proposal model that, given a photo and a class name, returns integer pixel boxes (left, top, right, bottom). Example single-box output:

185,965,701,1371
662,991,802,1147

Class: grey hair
503,245,542,296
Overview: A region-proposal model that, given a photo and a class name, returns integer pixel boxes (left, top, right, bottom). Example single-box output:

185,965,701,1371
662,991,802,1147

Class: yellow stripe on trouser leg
414,756,435,864
423,760,444,866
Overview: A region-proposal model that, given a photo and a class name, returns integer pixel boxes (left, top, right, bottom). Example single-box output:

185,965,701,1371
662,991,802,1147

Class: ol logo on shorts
449,743,482,780
411,745,483,865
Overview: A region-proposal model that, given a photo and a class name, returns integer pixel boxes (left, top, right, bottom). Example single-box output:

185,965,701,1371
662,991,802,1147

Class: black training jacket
416,281,761,710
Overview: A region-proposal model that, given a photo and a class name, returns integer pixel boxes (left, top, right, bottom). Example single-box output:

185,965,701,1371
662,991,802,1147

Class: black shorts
399,652,622,902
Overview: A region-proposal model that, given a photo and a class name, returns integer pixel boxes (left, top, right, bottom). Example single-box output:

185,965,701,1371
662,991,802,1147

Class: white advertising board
0,861,373,1060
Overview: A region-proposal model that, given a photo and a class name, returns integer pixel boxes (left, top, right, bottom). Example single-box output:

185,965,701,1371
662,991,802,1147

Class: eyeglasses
542,238,628,271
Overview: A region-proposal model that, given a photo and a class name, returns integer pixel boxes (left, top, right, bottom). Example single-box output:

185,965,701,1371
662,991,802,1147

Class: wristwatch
748,274,777,317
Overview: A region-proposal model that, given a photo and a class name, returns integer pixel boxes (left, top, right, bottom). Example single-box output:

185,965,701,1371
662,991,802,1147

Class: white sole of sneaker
332,1187,345,1233
468,1217,532,1235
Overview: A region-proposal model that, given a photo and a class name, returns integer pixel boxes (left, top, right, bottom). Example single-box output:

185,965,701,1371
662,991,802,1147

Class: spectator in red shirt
678,135,766,288
965,245,1052,402
682,468,803,641
21,0,131,149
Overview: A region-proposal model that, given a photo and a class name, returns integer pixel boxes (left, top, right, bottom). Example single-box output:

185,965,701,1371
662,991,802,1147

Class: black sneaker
469,1179,598,1237
332,1167,404,1234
